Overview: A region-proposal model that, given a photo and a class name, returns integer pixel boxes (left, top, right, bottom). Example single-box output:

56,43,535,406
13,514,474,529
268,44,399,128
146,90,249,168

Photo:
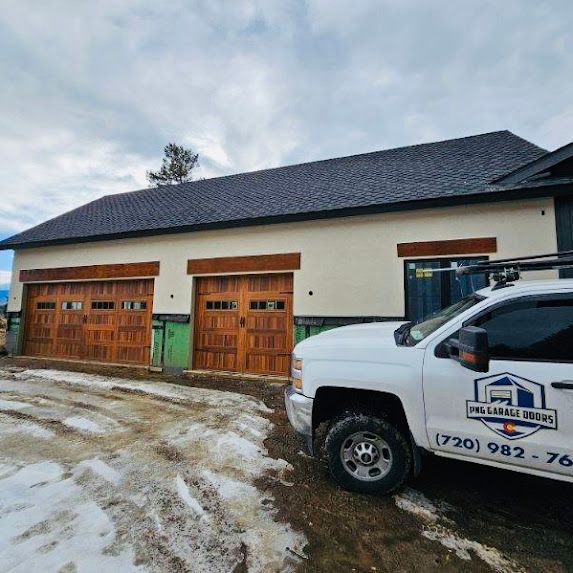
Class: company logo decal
466,373,557,440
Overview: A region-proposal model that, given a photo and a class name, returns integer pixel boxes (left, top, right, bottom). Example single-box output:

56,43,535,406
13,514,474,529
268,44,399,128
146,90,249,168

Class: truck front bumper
284,384,314,455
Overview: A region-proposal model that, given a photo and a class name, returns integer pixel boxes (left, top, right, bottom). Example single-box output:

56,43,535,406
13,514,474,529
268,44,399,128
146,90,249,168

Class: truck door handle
551,381,573,390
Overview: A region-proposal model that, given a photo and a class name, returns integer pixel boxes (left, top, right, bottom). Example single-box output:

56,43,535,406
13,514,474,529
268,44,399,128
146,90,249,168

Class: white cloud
0,271,12,287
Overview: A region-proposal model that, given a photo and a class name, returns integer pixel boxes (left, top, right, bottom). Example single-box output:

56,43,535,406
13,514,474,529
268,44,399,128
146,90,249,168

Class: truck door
423,293,573,479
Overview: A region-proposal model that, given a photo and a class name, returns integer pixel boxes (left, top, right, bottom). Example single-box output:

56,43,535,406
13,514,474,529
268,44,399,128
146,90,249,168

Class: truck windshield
404,294,485,346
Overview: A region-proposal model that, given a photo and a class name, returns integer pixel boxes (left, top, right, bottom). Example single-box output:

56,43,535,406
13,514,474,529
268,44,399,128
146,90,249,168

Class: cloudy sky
0,0,572,286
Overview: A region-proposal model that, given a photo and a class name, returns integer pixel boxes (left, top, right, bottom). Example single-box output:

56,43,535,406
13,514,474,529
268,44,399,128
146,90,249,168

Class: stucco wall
8,197,557,318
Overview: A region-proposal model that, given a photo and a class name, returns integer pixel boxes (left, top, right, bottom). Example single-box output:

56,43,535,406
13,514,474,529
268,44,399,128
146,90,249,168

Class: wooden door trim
397,237,497,258
187,253,301,275
20,261,160,282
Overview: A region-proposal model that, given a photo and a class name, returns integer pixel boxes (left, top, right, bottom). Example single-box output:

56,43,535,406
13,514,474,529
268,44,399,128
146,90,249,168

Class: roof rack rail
455,250,573,289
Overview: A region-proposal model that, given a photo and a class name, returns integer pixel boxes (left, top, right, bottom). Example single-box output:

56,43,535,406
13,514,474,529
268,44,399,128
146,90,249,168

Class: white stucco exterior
8,197,557,318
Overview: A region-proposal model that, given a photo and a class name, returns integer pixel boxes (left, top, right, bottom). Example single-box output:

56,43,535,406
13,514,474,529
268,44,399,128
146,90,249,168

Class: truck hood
296,321,407,352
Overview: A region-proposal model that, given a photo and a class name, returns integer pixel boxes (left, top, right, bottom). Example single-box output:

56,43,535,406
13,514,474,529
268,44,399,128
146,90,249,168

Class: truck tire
325,412,412,495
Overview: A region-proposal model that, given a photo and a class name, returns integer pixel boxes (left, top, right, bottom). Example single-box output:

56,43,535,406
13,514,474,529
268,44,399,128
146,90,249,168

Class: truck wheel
325,412,412,495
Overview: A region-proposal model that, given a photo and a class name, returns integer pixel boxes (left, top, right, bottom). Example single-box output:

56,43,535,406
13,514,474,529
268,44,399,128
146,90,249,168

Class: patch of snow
422,527,523,572
236,421,264,438
218,430,262,458
0,463,20,480
201,469,305,572
0,416,55,439
75,459,121,486
63,416,105,434
0,398,31,411
394,488,440,524
167,421,290,478
176,475,207,518
0,462,140,572
395,488,523,573
202,468,257,501
17,368,272,413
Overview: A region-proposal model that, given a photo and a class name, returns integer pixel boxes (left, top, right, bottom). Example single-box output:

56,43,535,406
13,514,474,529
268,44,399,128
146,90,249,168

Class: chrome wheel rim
340,431,393,482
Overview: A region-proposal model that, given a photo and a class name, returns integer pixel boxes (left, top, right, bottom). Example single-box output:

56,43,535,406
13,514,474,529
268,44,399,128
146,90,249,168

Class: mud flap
410,432,423,478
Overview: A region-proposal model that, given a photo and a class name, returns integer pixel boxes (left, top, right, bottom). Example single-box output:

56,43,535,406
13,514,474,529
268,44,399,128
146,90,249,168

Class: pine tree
147,143,199,186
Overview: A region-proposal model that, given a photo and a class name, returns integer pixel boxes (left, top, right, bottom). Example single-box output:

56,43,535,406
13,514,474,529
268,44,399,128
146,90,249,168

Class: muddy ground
2,356,573,573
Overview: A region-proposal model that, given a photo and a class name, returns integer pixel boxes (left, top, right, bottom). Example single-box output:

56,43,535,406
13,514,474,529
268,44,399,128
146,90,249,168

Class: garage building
2,130,572,376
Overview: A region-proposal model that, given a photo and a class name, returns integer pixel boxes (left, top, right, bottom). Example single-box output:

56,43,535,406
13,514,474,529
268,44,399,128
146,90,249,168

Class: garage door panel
56,321,84,345
117,318,148,339
246,333,289,350
197,275,242,295
23,279,154,365
203,314,240,330
194,279,241,371
84,344,113,362
116,345,149,364
194,349,237,371
54,342,83,359
246,314,288,331
245,353,290,376
245,273,293,294
197,332,239,350
194,273,293,376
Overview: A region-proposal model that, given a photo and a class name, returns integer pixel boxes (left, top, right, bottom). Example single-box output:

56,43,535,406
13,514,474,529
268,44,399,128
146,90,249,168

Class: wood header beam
187,252,301,275
20,261,160,282
397,237,497,258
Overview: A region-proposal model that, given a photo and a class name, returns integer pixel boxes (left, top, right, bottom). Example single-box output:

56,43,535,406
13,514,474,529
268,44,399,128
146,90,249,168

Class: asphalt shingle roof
0,130,548,249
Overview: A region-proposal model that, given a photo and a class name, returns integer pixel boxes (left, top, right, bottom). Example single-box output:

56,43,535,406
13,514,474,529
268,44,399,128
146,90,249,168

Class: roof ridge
106,130,521,200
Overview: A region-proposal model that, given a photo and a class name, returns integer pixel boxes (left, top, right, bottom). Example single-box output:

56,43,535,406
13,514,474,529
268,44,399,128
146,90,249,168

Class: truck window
405,294,484,346
472,296,573,362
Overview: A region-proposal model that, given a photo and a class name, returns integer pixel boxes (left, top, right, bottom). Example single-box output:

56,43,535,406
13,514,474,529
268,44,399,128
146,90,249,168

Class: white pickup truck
285,274,573,494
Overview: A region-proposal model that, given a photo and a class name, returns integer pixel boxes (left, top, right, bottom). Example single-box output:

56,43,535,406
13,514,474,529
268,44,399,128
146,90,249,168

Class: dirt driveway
1,360,572,573
0,367,304,572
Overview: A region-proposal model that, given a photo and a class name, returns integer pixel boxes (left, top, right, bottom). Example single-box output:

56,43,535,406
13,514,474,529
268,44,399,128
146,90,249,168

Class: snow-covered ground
0,368,306,572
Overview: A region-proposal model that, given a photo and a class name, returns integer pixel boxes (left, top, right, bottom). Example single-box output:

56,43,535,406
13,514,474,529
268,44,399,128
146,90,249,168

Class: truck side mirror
458,326,489,372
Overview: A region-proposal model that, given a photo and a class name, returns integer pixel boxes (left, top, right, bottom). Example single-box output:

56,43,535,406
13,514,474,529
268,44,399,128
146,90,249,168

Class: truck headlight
291,376,303,390
291,355,303,391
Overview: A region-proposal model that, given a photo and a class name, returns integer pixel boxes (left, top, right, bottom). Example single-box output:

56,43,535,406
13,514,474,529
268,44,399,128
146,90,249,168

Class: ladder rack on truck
419,250,573,289
454,250,573,288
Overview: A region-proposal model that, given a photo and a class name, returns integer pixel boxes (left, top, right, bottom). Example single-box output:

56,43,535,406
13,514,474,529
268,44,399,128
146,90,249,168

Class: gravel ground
1,357,573,573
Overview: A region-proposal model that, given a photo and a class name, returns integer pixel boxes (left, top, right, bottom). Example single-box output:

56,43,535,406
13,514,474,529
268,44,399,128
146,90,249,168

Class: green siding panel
151,320,190,369
164,321,190,369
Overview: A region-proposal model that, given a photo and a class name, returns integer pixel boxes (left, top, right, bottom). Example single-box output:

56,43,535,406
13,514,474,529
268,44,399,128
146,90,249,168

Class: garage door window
205,300,238,310
62,301,83,310
249,300,285,310
37,302,56,310
91,301,115,310
122,301,147,310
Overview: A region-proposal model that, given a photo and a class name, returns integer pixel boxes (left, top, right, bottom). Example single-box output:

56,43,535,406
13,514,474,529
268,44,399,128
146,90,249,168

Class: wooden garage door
23,280,154,365
194,273,293,375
